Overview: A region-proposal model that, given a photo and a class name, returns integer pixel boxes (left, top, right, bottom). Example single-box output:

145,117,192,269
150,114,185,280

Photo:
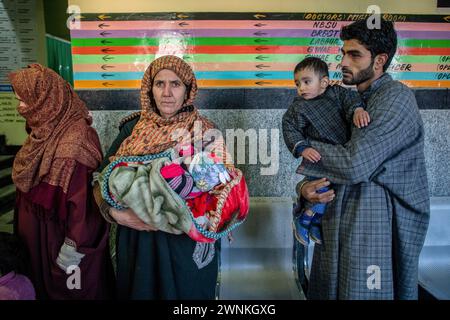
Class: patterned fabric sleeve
299,85,416,185
282,101,310,158
330,85,365,124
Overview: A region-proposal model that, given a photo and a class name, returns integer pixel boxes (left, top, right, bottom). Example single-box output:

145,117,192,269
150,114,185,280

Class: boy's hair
340,17,397,72
293,57,329,79
0,232,30,276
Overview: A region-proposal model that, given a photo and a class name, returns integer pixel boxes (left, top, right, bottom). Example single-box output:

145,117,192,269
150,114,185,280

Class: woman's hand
301,178,335,203
109,207,158,231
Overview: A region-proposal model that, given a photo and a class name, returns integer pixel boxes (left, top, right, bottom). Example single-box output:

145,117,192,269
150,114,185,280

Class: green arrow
72,37,450,48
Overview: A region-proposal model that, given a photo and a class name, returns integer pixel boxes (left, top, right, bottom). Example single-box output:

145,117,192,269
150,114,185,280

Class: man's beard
342,59,375,85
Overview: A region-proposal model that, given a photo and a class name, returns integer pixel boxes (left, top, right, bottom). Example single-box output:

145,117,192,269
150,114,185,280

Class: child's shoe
309,214,323,245
292,210,314,246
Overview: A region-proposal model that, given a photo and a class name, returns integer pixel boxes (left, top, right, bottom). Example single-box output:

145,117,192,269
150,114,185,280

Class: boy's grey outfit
282,85,362,159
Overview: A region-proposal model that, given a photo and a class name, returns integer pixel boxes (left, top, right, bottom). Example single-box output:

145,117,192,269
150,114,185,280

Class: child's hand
302,147,321,163
353,108,370,128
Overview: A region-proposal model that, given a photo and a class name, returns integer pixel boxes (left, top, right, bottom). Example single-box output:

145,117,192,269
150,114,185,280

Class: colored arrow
179,22,189,27
99,31,111,37
255,46,269,51
254,23,267,27
255,73,272,78
177,14,189,19
255,55,269,61
255,81,272,85
98,23,110,29
101,73,114,78
98,14,111,21
254,14,267,19
102,55,114,61
256,64,270,69
101,64,114,70
100,39,112,45
101,48,115,53
254,31,268,36
102,82,113,87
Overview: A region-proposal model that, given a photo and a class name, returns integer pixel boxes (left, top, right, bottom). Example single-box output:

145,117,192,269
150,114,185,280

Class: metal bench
418,197,450,300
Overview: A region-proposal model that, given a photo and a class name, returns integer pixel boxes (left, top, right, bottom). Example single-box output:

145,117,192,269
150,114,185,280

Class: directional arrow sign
101,48,115,53
98,14,111,21
177,13,189,19
98,23,110,29
255,73,272,78
102,55,114,61
255,46,269,52
101,73,114,78
255,55,269,61
101,64,114,70
255,81,272,86
100,31,111,37
179,22,189,27
254,31,267,36
102,82,114,87
254,23,267,27
254,13,267,19
254,39,268,43
101,40,112,45
255,64,270,69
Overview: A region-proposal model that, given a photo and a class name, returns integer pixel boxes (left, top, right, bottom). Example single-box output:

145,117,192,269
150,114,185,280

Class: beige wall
68,0,450,14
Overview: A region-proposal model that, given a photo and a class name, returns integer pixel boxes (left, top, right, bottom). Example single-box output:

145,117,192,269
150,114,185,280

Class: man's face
340,39,375,86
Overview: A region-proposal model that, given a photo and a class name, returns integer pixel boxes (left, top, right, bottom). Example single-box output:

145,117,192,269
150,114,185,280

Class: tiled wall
85,88,450,197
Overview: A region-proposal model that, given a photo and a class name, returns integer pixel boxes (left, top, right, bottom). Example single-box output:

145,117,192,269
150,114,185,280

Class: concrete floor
218,197,305,300
219,248,304,300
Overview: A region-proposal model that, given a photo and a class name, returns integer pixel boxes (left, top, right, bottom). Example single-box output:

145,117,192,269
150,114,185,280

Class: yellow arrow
177,13,189,19
254,13,267,19
98,14,111,21
444,16,450,22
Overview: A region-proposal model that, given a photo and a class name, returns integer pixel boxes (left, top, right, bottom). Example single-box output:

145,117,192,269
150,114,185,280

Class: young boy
282,57,370,246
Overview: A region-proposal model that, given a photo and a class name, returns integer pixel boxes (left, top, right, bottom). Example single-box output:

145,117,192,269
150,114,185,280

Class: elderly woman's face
152,69,187,119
